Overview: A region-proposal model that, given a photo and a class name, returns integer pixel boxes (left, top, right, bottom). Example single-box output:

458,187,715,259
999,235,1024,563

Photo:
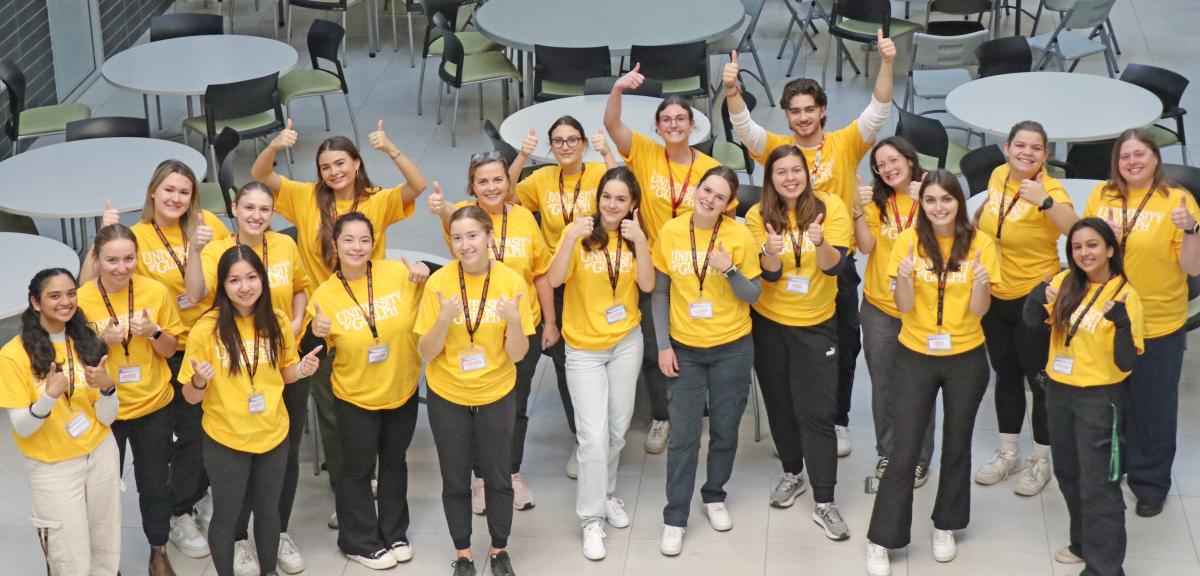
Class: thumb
305,345,324,358
190,358,198,370
1044,272,1052,283
98,355,108,368
857,175,864,187
529,127,536,137
49,362,59,376
376,119,384,132
142,308,150,320
766,223,777,236
106,198,113,211
1119,292,1129,302
731,50,738,64
631,62,640,74
907,244,915,257
1035,172,1044,183
285,118,293,130
813,213,824,225
974,251,983,265
314,302,324,316
433,181,443,196
513,292,524,305
877,28,885,42
1182,196,1189,209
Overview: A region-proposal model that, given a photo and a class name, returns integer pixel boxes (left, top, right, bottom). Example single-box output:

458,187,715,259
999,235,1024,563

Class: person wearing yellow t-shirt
604,65,725,455
854,136,936,488
545,167,654,560
1023,217,1144,576
724,36,897,457
0,268,121,576
866,171,1000,576
77,225,183,576
1083,128,1200,518
415,206,536,576
973,121,1078,497
651,167,762,556
746,145,852,538
306,213,427,569
178,245,321,576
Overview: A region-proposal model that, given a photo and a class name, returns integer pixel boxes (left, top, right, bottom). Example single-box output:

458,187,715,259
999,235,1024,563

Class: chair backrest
307,19,349,92
1061,0,1118,30
434,17,466,88
720,88,757,175
1120,63,1189,118
212,127,241,218
583,76,663,97
203,72,283,137
534,45,611,96
149,13,224,42
924,20,986,36
735,183,761,218
912,29,988,70
288,0,350,9
831,0,894,36
482,119,519,166
896,106,949,169
929,0,992,16
65,116,150,141
629,41,707,83
959,144,1006,197
1164,164,1200,202
1065,140,1115,180
420,0,465,55
0,59,27,141
975,36,1032,78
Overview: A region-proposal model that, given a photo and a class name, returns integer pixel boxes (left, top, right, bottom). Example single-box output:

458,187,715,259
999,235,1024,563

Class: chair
149,13,224,130
780,0,832,77
1162,163,1200,331
183,72,288,179
823,0,922,84
735,183,762,218
896,106,967,175
629,41,710,111
707,0,774,105
533,46,611,102
959,144,1006,197
483,120,538,180
416,0,503,116
0,59,91,156
583,76,664,98
975,36,1032,78
285,0,396,66
1120,64,1190,166
904,29,989,114
198,128,242,218
65,117,151,141
278,20,361,149
434,18,521,147
1064,140,1115,180
0,211,37,235
1028,0,1120,77
927,0,992,28
715,88,758,177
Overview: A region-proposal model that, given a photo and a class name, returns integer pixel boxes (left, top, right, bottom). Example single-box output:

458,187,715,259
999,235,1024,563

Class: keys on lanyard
665,149,697,218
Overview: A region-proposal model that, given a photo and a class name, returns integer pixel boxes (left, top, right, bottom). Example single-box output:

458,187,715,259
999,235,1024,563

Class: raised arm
857,30,896,143
604,64,644,158
251,119,299,194
369,120,427,205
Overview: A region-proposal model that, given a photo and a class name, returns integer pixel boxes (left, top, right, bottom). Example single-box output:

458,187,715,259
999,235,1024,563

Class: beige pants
24,433,122,576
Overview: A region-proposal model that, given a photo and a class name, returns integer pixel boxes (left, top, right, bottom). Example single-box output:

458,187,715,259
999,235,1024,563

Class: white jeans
24,433,122,576
565,328,643,522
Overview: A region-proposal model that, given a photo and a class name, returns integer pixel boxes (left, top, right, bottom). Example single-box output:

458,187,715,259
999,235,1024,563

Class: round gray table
946,73,1161,142
967,177,1102,259
102,35,299,97
499,95,712,164
0,233,80,319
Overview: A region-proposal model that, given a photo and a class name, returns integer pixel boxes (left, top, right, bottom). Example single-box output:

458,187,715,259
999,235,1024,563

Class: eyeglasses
872,155,906,173
550,136,582,149
469,150,505,166
658,115,691,127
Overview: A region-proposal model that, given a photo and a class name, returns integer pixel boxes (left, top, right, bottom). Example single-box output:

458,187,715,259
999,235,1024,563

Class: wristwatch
1038,197,1055,212
151,326,163,340
723,264,739,278
1187,222,1200,235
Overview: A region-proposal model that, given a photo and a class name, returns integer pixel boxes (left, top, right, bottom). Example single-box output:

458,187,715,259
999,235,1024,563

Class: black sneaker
451,557,476,576
489,551,516,576
1136,498,1164,517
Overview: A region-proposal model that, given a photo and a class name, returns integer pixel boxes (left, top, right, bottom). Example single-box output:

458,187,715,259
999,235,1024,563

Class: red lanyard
490,207,509,262
336,262,377,341
935,269,948,330
97,279,134,357
1119,191,1154,250
890,195,918,232
152,223,188,280
665,149,697,218
689,215,723,294
457,262,492,344
61,337,76,402
808,137,826,177
558,166,584,225
602,239,622,298
994,191,1021,241
233,331,261,387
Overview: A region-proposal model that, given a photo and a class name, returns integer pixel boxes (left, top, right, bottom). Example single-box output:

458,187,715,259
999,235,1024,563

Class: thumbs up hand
101,319,126,346
102,199,120,228
1018,173,1048,206
400,256,431,283
436,291,465,323
311,302,333,337
615,63,644,92
271,118,298,150
130,308,158,338
856,175,873,210
427,181,446,215
1171,194,1197,231
298,345,323,378
1103,291,1130,321
190,358,216,388
497,292,524,323
520,128,538,157
909,172,928,199
84,355,113,389
369,120,400,158
972,250,989,286
722,50,741,92
764,223,785,256
44,362,69,399
191,224,214,254
620,210,647,244
1042,272,1059,306
591,129,611,156
876,29,896,63
806,213,825,247
898,244,916,279
708,241,734,274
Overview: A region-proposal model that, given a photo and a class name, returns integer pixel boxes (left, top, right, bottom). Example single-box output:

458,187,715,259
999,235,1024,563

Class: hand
270,118,298,151
658,347,679,378
1171,195,1197,231
436,291,465,323
100,321,126,346
909,172,928,199
311,302,333,337
427,181,446,215
590,130,610,156
708,241,734,274
806,214,825,246
497,293,524,324
101,199,119,228
192,224,214,253
1043,273,1058,306
520,128,538,157
1104,208,1125,238
1103,292,1129,315
541,321,560,350
298,345,323,378
129,309,158,339
84,356,112,389
400,256,431,283
43,362,69,399
971,251,989,286
568,216,595,240
764,223,785,256
369,120,400,158
876,29,896,64
620,210,647,245
856,175,873,210
1018,173,1048,206
190,358,216,388
898,244,916,279
614,63,644,93
722,50,740,92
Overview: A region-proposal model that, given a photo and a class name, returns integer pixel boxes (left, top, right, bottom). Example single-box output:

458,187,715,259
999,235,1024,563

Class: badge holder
605,303,627,324
248,388,266,414
1052,354,1074,376
689,301,713,319
66,412,91,439
367,344,390,364
459,346,487,372
927,332,952,353
177,293,195,310
786,275,811,295
118,365,142,384
864,475,880,494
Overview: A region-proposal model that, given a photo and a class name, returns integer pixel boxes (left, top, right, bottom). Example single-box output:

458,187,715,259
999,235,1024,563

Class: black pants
1126,329,1186,503
834,256,862,427
428,387,515,550
1047,379,1126,576
167,351,209,517
868,345,989,549
751,311,839,503
112,406,174,547
234,378,310,540
543,285,577,434
334,394,419,555
510,332,542,474
638,291,670,421
982,294,1050,444
203,434,288,576
308,347,344,489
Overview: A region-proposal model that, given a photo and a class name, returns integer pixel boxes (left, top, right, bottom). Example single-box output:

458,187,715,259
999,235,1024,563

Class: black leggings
203,434,288,576
982,293,1050,444
112,406,174,547
234,378,310,540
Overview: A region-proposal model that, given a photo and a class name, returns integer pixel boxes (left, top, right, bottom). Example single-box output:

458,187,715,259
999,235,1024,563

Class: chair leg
417,56,428,116
344,93,361,148
1100,29,1118,77
903,73,913,112
392,3,398,52
747,41,774,106
207,144,219,182
407,14,415,68
821,33,833,86
751,370,762,442
155,96,164,130
1106,17,1121,55
341,12,350,68
286,4,292,42
320,95,331,130
436,79,444,124
479,83,485,121
451,89,460,148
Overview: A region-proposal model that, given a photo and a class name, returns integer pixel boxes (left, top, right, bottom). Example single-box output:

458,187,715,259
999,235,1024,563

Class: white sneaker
835,425,852,457
233,539,260,576
1014,456,1052,496
169,513,210,558
277,533,305,574
932,529,957,562
566,446,580,479
704,502,733,532
865,542,891,576
1054,546,1083,564
472,476,486,515
604,497,630,529
389,540,414,563
582,520,607,560
646,420,669,454
346,547,398,570
975,449,1021,485
660,525,685,556
512,473,535,510
195,491,214,534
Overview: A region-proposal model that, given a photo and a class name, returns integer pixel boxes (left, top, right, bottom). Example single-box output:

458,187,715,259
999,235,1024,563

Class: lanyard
237,235,269,271
808,137,826,177
558,166,584,225
337,262,378,341
787,221,803,270
1119,191,1154,249
97,279,134,358
602,239,622,298
665,149,697,218
994,191,1021,241
61,337,76,403
233,331,261,389
489,206,509,262
689,215,723,294
457,262,492,344
152,223,188,280
890,195,918,232
935,269,948,330
1064,278,1126,348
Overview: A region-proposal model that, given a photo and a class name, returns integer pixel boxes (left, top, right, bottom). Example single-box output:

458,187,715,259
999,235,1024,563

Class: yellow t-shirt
307,260,423,410
887,228,1001,355
862,193,920,318
622,131,725,245
201,232,312,323
1043,271,1145,386
514,163,605,253
1085,184,1200,338
745,195,852,327
177,311,298,454
557,231,643,350
446,202,551,325
131,211,232,349
976,166,1071,300
77,275,184,420
414,261,537,406
273,176,415,286
652,215,763,348
0,337,109,463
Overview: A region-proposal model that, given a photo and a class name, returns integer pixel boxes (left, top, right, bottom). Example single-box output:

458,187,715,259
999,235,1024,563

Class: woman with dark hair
651,166,761,556
77,224,183,576
1024,217,1143,574
546,166,654,560
1084,128,1200,518
178,246,321,576
416,205,535,576
866,170,999,575
0,268,120,575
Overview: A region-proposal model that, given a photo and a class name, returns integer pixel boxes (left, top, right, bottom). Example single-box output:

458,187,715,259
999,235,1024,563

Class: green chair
629,41,710,111
434,16,520,147
823,0,922,84
417,0,503,116
197,128,242,218
183,72,288,179
284,0,396,67
0,211,37,235
533,45,611,102
279,19,361,149
0,59,91,157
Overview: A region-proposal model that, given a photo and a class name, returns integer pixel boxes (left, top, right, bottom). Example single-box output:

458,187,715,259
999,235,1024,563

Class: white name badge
926,333,952,352
459,348,487,372
890,278,897,292
1052,355,1074,375
367,345,390,364
689,301,714,319
786,275,811,295
248,392,266,414
176,293,194,310
605,304,627,324
117,366,142,384
66,413,91,439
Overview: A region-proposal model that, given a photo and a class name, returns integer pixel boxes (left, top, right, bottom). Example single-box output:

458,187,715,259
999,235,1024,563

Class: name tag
1052,355,1074,375
117,366,142,384
927,333,952,352
605,304,627,324
66,413,91,439
248,392,266,414
367,345,389,364
689,301,713,319
176,293,194,310
890,278,896,292
459,348,487,372
786,275,811,295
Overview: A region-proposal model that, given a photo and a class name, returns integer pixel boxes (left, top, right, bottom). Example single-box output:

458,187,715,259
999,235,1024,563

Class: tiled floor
3,0,1200,574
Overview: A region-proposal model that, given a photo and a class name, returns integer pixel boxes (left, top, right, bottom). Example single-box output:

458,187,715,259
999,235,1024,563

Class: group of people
1,29,1198,576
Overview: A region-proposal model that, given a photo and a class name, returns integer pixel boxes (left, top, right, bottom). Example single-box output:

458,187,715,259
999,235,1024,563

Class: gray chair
284,0,396,67
1028,0,1120,77
583,76,663,98
707,0,774,106
904,29,989,115
778,0,832,78
896,106,967,175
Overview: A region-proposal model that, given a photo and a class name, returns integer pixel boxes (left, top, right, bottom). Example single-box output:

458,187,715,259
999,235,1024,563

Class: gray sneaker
812,503,849,541
874,457,889,479
769,472,807,508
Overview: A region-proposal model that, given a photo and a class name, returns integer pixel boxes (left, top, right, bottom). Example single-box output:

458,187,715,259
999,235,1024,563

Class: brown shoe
149,546,177,576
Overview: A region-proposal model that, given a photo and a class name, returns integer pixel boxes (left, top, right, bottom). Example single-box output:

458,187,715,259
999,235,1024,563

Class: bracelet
28,403,50,420
296,363,308,379
813,237,825,247
100,386,116,397
190,380,207,391
852,211,864,220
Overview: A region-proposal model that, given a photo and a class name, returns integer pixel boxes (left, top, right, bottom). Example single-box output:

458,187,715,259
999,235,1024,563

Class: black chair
629,41,710,108
823,0,921,83
65,117,151,141
959,144,1007,197
1163,163,1200,331
1120,64,1190,165
434,16,520,147
1064,140,1115,180
198,127,242,218
183,72,287,179
928,0,991,29
279,19,361,148
534,45,612,102
0,59,92,156
975,36,1033,78
583,76,664,98
149,13,225,130
735,184,762,218
896,106,966,175
483,119,538,180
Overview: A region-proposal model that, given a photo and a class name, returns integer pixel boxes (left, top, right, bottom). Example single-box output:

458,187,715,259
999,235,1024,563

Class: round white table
102,35,299,98
946,73,1161,143
0,233,80,319
499,95,712,164
967,178,1102,259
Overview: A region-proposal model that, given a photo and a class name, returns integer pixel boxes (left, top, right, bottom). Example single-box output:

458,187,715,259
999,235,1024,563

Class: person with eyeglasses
429,152,551,513
725,35,895,458
971,121,1076,498
1083,128,1200,518
506,115,619,479
604,64,724,457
